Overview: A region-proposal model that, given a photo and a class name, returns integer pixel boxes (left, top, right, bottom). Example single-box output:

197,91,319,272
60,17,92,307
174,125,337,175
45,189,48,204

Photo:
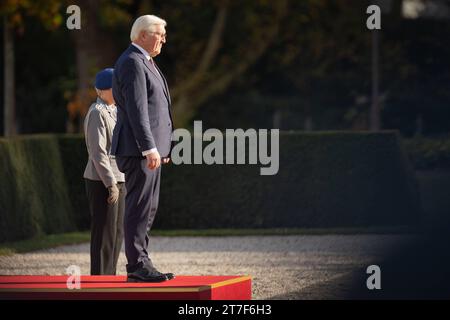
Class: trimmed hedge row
0,131,422,242
156,131,421,229
0,135,74,242
403,136,450,170
56,134,90,230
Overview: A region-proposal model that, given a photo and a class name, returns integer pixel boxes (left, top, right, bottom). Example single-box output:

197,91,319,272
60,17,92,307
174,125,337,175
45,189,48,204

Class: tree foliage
2,0,450,135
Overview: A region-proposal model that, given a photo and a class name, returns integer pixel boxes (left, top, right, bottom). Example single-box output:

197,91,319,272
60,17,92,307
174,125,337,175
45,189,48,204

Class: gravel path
0,235,413,299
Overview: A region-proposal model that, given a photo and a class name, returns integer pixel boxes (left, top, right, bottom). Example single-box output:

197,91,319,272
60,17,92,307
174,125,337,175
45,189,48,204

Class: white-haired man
111,14,174,282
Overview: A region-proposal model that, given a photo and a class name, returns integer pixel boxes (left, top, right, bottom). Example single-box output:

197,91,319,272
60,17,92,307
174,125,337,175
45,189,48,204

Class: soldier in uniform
83,68,125,275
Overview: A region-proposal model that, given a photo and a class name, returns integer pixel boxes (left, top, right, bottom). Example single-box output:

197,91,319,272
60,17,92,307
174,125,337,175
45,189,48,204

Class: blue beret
95,68,114,90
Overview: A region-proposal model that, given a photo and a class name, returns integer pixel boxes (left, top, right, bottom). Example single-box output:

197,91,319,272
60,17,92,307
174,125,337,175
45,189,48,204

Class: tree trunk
415,113,423,137
171,0,288,128
3,16,16,137
273,109,282,129
67,0,118,133
370,30,381,131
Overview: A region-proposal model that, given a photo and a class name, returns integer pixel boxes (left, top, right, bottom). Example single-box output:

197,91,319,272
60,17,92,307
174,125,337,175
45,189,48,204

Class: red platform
0,275,252,300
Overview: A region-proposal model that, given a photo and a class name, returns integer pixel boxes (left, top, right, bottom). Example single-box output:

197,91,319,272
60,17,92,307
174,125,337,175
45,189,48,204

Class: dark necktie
149,58,162,79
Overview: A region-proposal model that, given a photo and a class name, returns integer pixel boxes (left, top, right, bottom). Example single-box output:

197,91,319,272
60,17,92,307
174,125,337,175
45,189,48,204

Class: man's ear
139,31,146,41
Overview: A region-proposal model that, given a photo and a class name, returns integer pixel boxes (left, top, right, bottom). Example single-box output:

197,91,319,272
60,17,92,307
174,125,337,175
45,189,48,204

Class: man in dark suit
111,14,174,282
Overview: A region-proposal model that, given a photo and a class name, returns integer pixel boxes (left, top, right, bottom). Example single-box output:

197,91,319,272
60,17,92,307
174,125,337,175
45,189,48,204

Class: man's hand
107,184,120,204
146,150,161,170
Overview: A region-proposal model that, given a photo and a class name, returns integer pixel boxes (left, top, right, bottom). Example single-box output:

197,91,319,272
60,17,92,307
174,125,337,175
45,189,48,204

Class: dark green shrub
0,135,74,242
155,131,421,229
0,131,422,243
403,136,450,170
56,134,90,230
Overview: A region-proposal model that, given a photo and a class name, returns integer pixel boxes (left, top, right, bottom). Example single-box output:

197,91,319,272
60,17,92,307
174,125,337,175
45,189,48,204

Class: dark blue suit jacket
111,45,173,158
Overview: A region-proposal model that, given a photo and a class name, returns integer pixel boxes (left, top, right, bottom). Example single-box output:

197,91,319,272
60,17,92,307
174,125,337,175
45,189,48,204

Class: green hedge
403,136,450,170
57,134,90,230
0,131,421,242
155,131,421,229
0,135,74,242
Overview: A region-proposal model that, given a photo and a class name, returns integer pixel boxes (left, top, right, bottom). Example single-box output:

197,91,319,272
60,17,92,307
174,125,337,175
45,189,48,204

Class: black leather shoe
142,262,175,281
165,273,175,280
127,267,169,283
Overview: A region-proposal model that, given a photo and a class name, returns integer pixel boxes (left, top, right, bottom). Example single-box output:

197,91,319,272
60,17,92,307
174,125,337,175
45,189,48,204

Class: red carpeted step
0,275,252,300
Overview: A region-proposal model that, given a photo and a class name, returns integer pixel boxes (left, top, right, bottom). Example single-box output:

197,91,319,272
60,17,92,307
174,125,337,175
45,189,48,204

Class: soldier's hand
107,184,120,204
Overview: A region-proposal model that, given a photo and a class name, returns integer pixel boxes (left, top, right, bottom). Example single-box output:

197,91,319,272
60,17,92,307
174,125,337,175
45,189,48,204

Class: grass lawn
0,226,416,256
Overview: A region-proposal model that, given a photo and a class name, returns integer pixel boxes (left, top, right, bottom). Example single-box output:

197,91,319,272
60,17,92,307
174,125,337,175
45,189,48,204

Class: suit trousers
85,179,125,275
115,157,161,273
